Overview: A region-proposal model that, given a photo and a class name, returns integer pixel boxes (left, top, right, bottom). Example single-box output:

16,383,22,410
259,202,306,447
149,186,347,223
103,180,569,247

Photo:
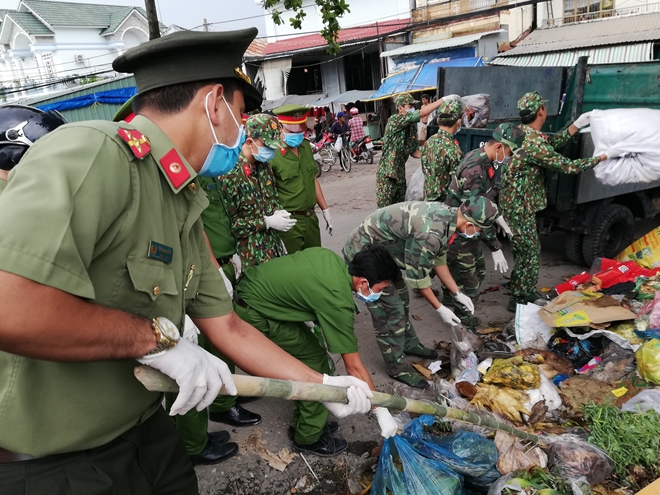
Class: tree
144,0,160,40
262,0,350,55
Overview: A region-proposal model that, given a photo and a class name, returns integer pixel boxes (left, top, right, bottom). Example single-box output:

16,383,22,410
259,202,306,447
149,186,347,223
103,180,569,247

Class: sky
0,0,269,33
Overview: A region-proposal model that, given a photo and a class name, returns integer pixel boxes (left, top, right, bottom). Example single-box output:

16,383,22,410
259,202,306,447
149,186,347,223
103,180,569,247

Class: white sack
591,108,660,185
515,302,555,350
405,166,424,201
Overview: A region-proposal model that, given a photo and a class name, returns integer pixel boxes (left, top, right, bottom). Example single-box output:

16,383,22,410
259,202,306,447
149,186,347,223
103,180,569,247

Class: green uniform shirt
421,129,463,201
378,110,420,182
237,247,358,355
0,177,6,194
342,201,457,290
269,140,317,212
199,175,236,260
0,116,232,457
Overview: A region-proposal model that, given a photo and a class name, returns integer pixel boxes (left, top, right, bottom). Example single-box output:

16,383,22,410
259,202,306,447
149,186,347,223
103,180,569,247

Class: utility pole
144,0,160,40
203,18,209,32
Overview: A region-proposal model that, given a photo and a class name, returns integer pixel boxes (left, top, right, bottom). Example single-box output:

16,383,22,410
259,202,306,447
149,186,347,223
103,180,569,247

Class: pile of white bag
591,108,660,186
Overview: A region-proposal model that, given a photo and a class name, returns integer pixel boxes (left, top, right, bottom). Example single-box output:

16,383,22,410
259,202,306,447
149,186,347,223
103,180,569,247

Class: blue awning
36,87,137,112
366,57,484,101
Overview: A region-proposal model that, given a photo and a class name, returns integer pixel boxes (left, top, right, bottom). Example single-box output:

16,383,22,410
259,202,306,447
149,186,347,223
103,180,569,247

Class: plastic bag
401,415,498,476
483,356,541,389
636,338,660,384
494,430,548,474
547,329,606,369
547,439,613,486
405,166,424,201
487,470,590,495
372,436,463,495
460,94,490,128
334,135,343,152
638,290,660,329
524,373,562,412
621,388,660,415
515,303,553,350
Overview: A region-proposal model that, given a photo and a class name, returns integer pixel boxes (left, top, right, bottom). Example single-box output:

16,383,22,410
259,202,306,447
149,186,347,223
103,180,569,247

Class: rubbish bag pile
366,228,660,494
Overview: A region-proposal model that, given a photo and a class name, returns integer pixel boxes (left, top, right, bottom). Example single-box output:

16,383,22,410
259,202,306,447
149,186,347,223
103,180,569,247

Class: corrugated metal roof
380,30,503,58
498,12,660,57
491,42,654,66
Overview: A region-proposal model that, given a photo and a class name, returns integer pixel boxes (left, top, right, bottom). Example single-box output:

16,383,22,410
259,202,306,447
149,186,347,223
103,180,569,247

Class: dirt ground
195,153,660,495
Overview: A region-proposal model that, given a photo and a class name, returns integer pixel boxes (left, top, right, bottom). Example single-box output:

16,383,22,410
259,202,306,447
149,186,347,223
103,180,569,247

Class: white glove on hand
139,338,237,416
182,316,200,345
322,209,333,236
452,291,475,314
495,216,513,237
303,321,315,329
573,111,592,129
373,407,398,438
436,305,461,326
219,267,233,299
264,210,297,232
322,374,373,417
231,254,242,280
491,249,509,274
603,149,623,160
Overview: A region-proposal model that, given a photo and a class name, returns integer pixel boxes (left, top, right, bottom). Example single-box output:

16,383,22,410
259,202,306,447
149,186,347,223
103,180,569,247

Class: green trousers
234,303,331,445
444,235,486,320
365,277,422,377
0,407,197,495
168,262,237,456
279,212,321,254
503,209,541,300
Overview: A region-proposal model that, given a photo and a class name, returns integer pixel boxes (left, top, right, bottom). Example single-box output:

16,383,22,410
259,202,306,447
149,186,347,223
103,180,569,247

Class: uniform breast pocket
126,257,179,314
276,165,299,181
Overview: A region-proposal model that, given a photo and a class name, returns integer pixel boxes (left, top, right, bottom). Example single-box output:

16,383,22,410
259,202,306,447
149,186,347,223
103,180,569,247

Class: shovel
134,365,540,443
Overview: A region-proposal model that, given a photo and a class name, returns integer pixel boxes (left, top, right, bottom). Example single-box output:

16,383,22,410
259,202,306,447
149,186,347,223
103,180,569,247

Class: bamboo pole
134,366,540,443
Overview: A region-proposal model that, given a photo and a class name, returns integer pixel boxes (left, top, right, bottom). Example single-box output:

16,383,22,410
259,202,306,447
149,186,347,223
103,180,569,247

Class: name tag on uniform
147,241,173,264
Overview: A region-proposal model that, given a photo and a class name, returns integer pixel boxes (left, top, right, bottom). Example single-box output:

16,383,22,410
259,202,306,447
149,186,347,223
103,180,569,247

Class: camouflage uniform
376,93,420,207
219,114,286,272
421,99,463,201
500,92,601,304
342,201,458,387
444,124,525,323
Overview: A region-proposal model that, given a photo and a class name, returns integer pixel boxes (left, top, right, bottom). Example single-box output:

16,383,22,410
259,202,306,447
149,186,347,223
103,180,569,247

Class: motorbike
349,135,374,164
311,131,340,175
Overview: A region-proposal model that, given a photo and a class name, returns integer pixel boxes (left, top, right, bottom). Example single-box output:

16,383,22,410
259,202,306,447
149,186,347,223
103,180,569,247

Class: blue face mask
457,222,480,239
198,92,246,177
254,145,276,163
355,283,383,303
406,107,416,114
284,132,304,148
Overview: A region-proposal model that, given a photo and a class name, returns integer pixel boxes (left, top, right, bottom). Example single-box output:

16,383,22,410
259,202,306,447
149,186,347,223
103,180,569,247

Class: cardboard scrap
411,362,432,379
538,291,635,328
245,431,297,472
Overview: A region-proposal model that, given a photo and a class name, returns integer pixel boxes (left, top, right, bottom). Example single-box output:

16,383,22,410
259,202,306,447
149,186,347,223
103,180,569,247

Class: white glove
322,374,373,417
573,111,592,129
264,210,297,232
436,305,461,326
219,267,233,299
443,94,460,101
139,338,237,416
491,249,509,274
182,316,200,345
322,209,333,236
303,321,315,329
603,149,623,159
495,216,513,237
231,254,242,280
373,407,398,438
452,291,475,314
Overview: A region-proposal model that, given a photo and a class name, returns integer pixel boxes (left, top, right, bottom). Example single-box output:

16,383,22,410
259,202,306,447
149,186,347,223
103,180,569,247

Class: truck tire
582,204,635,267
564,232,585,266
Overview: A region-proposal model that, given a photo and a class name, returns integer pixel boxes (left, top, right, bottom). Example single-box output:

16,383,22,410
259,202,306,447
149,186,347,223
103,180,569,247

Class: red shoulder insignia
487,166,495,179
280,147,287,156
118,128,151,159
159,148,190,189
449,233,457,245
243,162,252,177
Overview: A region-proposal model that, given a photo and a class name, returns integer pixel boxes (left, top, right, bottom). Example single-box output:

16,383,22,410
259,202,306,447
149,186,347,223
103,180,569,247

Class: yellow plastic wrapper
471,384,531,423
617,226,660,268
483,356,541,389
636,339,660,385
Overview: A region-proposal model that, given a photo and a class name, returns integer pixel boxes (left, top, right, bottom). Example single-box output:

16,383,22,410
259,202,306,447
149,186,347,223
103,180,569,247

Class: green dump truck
431,57,660,266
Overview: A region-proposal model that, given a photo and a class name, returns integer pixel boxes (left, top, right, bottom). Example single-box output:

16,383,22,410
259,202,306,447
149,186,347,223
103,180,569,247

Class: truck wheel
564,232,585,266
582,204,635,267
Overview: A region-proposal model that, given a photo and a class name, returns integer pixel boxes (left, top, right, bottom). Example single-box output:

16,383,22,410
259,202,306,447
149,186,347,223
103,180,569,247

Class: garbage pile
363,232,660,495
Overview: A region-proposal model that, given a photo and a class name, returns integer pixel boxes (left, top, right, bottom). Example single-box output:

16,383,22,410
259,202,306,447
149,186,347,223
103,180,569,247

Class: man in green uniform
343,197,499,388
421,98,463,201
444,124,525,328
235,246,400,456
270,104,333,253
0,29,373,494
500,92,618,311
219,114,289,271
376,92,455,207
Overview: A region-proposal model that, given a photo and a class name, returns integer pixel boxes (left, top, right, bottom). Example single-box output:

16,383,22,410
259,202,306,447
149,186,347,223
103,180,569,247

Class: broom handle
134,366,540,443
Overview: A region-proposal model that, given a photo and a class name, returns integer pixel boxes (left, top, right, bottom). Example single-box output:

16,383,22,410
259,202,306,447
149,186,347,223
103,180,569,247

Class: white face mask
355,282,383,303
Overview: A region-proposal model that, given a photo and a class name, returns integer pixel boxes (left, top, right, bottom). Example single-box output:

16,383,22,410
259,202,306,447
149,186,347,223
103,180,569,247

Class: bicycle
311,131,337,176
335,132,352,173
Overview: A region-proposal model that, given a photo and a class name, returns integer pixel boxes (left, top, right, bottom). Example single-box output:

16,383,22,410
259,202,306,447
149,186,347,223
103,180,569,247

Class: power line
3,69,116,97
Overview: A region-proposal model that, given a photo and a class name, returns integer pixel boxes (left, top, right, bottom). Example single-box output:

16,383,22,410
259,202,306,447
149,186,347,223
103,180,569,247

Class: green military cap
272,104,310,125
394,92,418,107
246,114,285,149
517,91,546,115
437,99,463,121
113,96,136,122
112,28,263,112
460,196,499,229
492,123,525,151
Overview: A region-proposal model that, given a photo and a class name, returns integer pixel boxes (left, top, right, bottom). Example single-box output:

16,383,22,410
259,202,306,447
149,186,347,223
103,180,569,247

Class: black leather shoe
189,439,238,465
287,421,339,441
209,405,261,427
292,433,348,457
236,396,260,404
208,430,230,444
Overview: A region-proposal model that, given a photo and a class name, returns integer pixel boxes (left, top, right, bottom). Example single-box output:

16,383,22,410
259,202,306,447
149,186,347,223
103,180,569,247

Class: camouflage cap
460,196,499,229
491,123,525,151
394,92,418,107
437,98,463,121
517,91,546,115
246,114,285,149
